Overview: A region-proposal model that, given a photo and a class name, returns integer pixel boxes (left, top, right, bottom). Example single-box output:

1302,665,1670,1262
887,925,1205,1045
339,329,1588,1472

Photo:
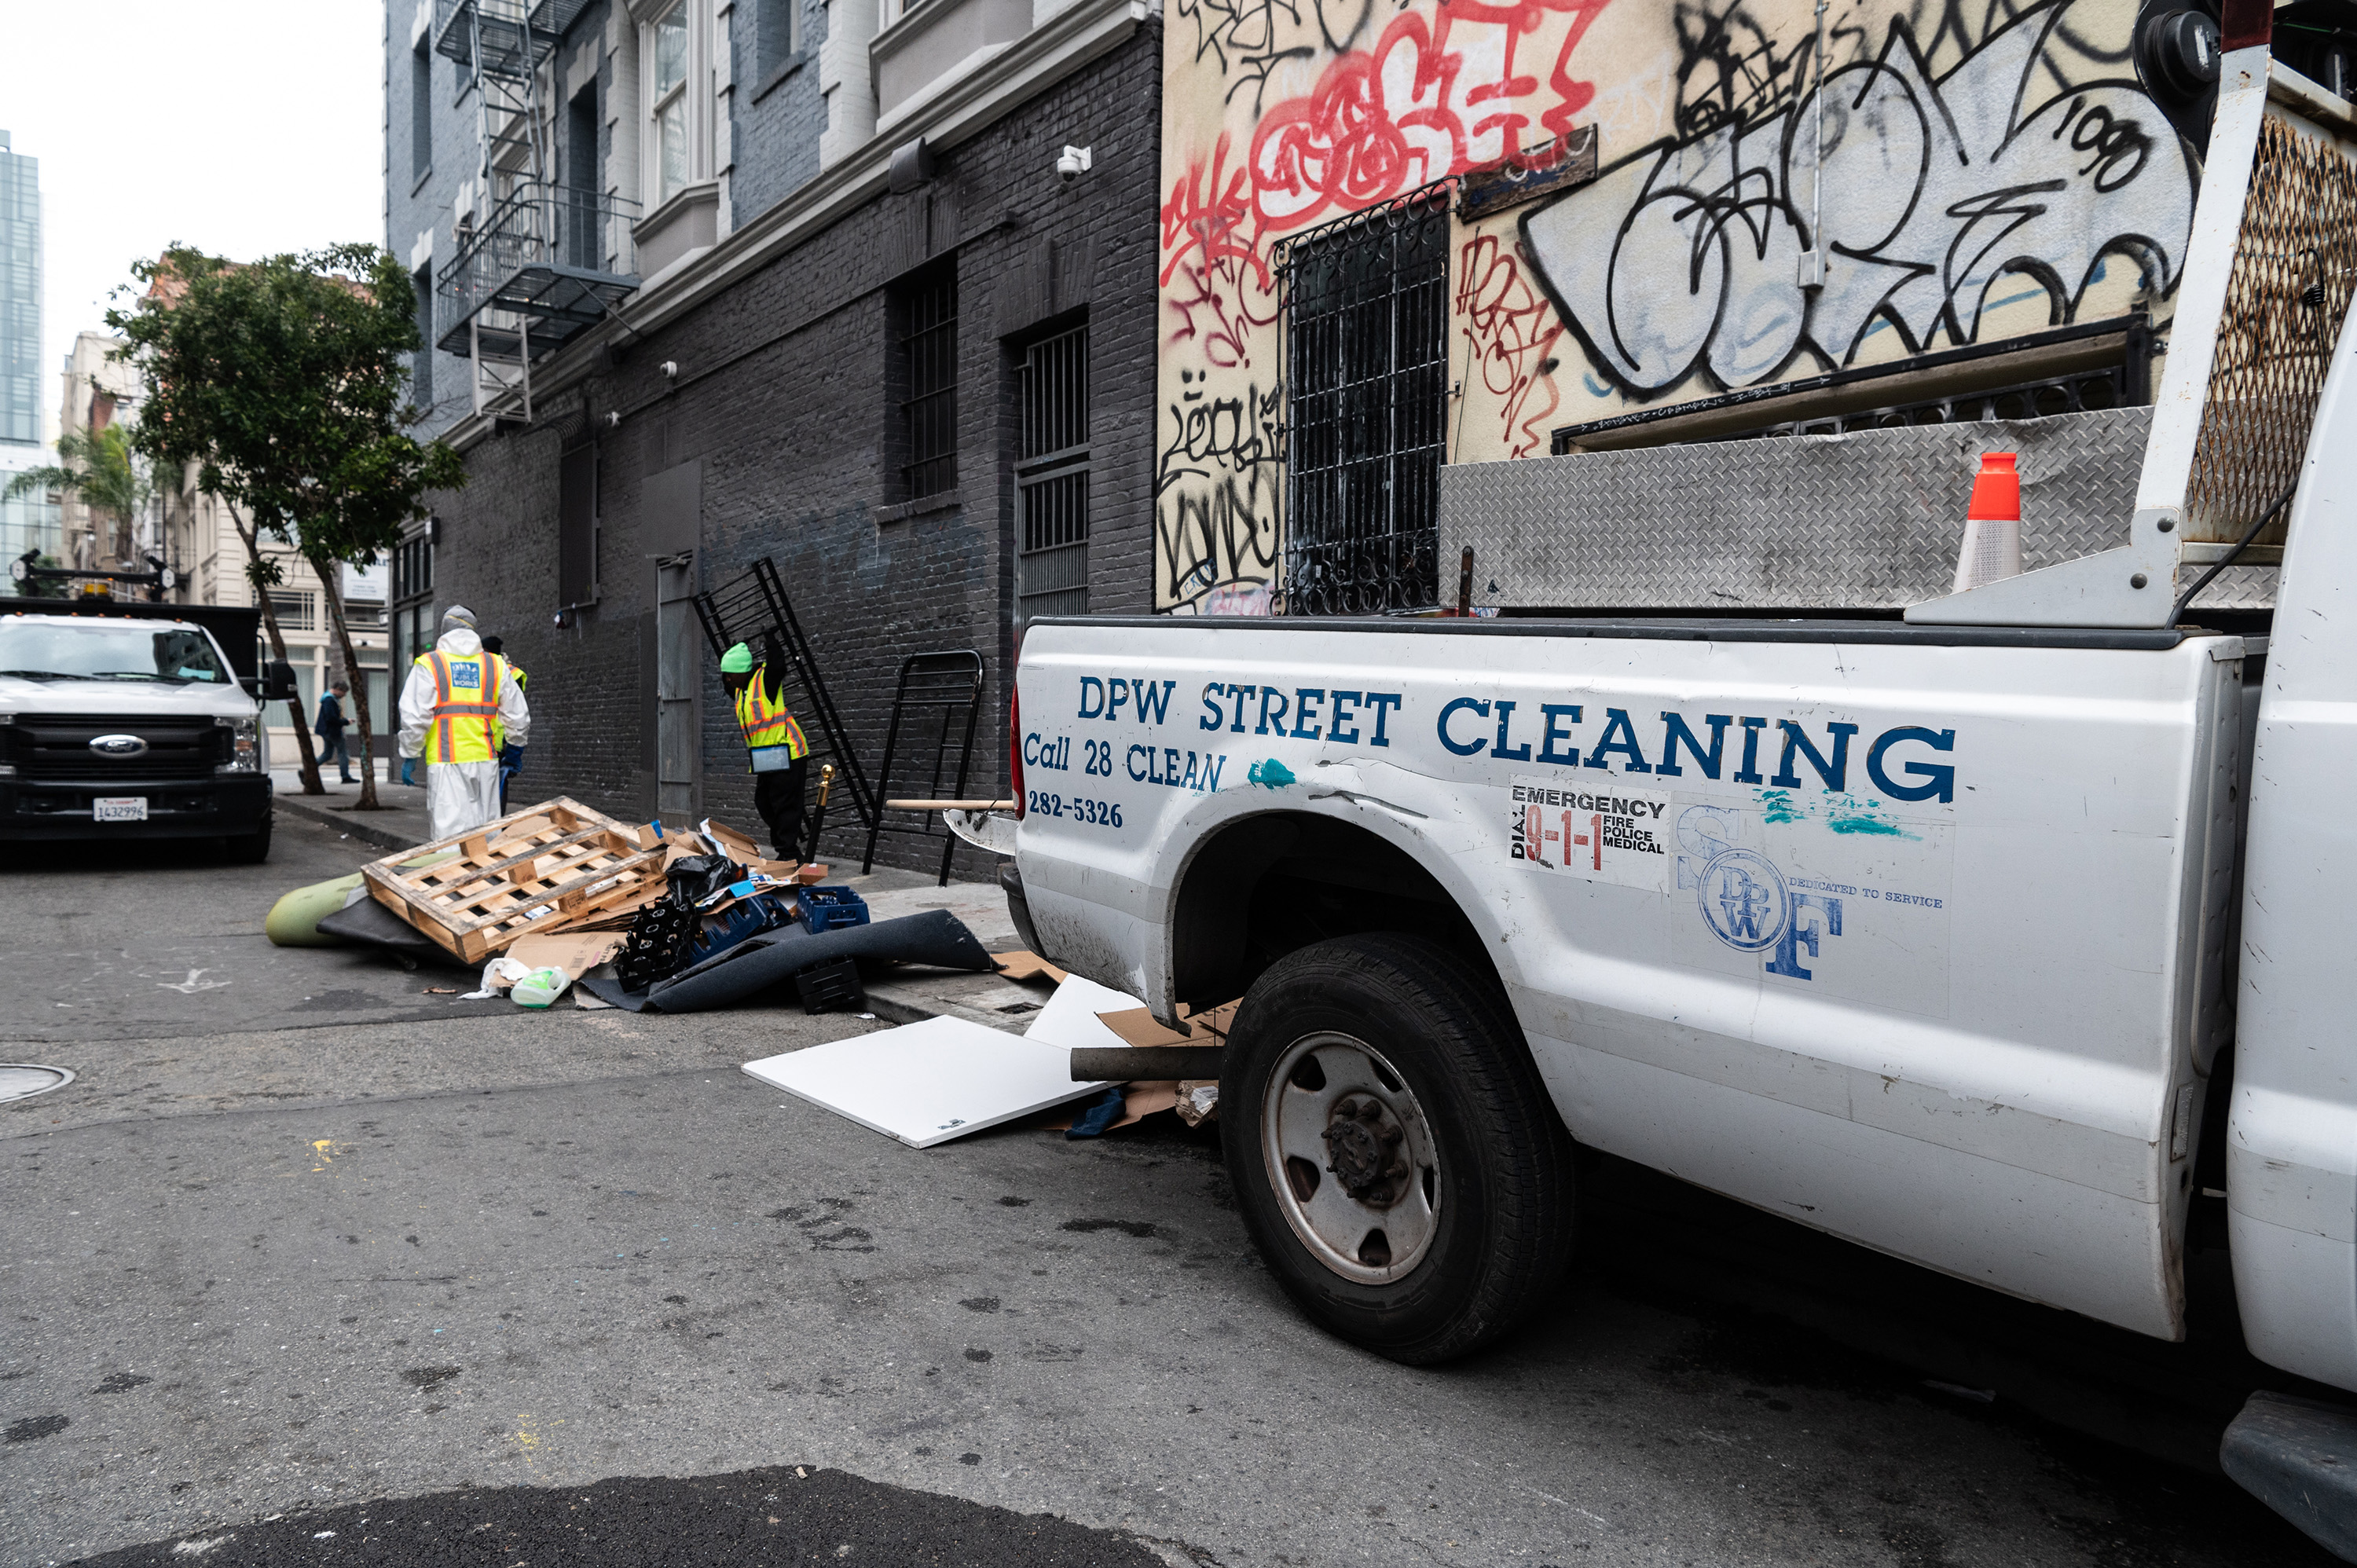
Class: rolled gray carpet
576,907,992,1013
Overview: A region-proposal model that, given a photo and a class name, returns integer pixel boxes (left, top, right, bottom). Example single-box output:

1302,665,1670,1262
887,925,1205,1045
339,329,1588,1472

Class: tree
111,244,466,808
2,424,151,570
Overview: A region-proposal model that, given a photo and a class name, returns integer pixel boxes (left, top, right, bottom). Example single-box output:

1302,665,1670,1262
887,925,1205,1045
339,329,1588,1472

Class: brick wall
728,0,828,224
422,24,1162,878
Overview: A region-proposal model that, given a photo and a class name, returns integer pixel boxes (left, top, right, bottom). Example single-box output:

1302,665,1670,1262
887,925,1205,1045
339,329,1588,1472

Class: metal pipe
1812,0,1827,247
1070,1046,1226,1083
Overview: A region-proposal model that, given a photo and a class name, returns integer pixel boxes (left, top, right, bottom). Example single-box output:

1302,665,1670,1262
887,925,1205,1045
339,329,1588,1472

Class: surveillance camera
1055,145,1093,185
660,360,680,379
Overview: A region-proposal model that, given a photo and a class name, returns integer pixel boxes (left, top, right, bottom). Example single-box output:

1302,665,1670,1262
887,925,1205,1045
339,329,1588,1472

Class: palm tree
2,425,152,566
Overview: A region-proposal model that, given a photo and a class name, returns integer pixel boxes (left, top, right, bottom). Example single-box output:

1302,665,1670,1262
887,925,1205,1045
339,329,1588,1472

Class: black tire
223,809,273,864
1220,933,1575,1364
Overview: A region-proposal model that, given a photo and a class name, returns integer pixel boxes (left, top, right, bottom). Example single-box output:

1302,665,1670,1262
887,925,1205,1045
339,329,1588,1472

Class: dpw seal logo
1696,848,1787,952
1679,807,1845,981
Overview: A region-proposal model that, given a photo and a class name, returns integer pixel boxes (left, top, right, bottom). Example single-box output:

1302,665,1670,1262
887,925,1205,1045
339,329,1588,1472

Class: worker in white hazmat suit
398,605,530,841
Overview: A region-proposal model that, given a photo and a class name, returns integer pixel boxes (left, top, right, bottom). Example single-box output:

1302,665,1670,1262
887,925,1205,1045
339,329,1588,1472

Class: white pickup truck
997,46,2357,1561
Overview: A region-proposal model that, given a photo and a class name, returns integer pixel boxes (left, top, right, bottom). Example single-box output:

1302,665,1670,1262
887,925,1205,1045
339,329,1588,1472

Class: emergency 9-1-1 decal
1509,778,1670,892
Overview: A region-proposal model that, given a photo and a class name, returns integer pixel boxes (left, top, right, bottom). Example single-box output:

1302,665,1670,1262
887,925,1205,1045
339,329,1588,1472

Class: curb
273,791,426,853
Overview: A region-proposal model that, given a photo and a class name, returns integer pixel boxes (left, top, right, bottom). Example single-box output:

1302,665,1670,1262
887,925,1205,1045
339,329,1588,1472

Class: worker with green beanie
721,636,810,859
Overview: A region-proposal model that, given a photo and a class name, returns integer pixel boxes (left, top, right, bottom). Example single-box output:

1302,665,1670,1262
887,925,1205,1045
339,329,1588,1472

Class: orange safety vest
733,668,808,773
417,649,508,764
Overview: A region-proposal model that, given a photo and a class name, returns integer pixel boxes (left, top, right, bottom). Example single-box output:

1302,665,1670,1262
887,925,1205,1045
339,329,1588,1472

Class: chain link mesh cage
2183,112,2357,548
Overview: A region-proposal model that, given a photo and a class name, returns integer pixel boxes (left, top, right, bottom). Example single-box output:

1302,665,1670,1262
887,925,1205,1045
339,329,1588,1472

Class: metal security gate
1276,181,1451,615
1016,324,1089,621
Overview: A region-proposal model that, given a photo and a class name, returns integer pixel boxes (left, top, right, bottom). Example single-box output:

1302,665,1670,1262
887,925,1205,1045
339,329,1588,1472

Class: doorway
655,553,700,820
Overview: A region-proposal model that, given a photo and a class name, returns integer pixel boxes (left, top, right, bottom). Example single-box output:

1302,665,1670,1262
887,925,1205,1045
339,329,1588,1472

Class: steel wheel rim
1260,1031,1441,1284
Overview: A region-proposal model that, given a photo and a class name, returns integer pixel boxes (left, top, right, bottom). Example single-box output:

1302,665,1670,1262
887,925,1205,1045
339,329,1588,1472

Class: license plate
93,797,148,823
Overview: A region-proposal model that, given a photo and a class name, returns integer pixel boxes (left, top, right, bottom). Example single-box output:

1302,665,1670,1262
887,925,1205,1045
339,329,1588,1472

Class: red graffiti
1456,232,1565,458
1244,0,1613,234
1161,134,1282,367
1161,133,1267,291
1165,255,1280,368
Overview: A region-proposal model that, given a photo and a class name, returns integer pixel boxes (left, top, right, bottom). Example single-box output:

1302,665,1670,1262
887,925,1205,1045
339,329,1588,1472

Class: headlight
216,713,260,773
0,713,13,779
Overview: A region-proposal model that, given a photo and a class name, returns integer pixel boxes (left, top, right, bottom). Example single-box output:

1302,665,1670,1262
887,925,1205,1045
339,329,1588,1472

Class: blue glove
401,757,417,786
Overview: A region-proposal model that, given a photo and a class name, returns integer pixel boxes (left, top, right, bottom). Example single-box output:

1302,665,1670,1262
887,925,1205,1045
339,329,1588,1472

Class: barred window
1016,323,1088,621
893,262,958,500
1277,185,1450,615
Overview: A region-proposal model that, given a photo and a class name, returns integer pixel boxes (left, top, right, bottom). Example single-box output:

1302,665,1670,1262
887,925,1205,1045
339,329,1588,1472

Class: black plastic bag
665,854,745,907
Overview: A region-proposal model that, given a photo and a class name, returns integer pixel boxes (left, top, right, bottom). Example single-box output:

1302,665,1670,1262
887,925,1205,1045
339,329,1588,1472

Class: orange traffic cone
1950,451,2022,593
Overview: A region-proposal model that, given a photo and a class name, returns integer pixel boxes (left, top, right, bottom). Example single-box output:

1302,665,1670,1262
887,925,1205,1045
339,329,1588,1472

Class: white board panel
742,1015,1109,1149
1020,973,1147,1050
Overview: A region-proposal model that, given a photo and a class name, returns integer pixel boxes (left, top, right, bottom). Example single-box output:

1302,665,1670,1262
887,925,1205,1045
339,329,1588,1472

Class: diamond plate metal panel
1440,408,2273,611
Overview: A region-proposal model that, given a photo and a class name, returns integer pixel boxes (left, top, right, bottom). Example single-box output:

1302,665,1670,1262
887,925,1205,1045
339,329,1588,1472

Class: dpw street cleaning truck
992,45,2357,1561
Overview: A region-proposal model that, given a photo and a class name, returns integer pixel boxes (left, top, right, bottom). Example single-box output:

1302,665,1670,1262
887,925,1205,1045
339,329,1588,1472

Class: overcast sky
2,2,386,442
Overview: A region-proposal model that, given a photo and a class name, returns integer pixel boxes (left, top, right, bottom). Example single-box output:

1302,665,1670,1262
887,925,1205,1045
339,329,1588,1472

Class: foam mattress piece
743,1015,1112,1147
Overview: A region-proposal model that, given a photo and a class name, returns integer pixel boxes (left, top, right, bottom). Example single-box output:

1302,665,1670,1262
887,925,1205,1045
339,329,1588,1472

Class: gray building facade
383,0,1160,874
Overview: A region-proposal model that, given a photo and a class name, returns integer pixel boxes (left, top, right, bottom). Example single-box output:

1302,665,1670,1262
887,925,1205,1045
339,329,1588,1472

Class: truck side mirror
264,660,298,702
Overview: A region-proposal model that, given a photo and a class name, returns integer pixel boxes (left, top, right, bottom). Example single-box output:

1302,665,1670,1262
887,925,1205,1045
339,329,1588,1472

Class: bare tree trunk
228,504,324,796
316,551,382,811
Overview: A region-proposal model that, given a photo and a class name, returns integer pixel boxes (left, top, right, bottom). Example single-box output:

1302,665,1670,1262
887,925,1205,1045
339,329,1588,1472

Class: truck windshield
0,620,229,684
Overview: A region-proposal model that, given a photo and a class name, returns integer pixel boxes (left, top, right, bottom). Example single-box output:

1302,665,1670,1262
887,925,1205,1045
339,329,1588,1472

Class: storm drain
0,1065,74,1104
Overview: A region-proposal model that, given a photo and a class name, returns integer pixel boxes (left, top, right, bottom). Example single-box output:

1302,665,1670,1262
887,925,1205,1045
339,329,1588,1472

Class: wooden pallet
362,798,669,963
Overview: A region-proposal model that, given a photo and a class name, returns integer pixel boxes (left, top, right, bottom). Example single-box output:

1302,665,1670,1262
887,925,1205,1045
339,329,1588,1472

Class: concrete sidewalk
268,765,431,852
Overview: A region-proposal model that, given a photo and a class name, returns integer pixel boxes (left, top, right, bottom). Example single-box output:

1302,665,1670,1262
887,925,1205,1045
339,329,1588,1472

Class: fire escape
432,0,640,421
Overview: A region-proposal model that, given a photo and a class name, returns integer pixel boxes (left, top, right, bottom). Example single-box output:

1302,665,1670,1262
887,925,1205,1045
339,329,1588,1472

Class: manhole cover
0,1065,74,1105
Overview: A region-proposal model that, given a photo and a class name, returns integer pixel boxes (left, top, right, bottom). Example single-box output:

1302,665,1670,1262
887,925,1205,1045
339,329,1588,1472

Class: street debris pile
267,793,1234,1149
268,795,994,1013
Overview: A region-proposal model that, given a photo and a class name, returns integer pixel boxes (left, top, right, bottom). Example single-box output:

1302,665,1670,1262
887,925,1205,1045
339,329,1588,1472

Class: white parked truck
992,48,2357,1561
0,597,293,858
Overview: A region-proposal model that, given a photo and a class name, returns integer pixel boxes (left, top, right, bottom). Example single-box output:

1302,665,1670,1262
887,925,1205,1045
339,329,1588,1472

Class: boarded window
559,441,597,607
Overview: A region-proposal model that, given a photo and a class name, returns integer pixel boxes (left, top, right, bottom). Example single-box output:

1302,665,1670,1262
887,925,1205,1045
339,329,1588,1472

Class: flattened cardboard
993,950,1070,984
505,932,624,975
1094,998,1239,1049
1093,1008,1193,1049
702,819,764,862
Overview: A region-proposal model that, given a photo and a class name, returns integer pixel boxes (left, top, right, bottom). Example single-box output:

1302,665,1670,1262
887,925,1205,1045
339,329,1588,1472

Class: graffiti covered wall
1155,0,2198,611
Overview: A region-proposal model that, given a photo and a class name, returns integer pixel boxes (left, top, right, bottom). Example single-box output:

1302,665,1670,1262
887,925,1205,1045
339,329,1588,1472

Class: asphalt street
0,809,2333,1566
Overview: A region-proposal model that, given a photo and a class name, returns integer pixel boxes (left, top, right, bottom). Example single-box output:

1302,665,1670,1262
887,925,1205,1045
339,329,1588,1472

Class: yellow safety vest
493,662,526,749
416,649,508,764
733,668,808,773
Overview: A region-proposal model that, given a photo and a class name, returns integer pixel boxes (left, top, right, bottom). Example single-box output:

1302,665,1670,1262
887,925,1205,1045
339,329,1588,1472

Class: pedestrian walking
398,606,530,841
480,635,528,811
720,638,808,860
314,680,356,785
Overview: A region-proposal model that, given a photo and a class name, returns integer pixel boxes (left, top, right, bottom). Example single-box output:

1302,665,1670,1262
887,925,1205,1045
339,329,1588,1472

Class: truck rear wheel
1220,933,1574,1364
